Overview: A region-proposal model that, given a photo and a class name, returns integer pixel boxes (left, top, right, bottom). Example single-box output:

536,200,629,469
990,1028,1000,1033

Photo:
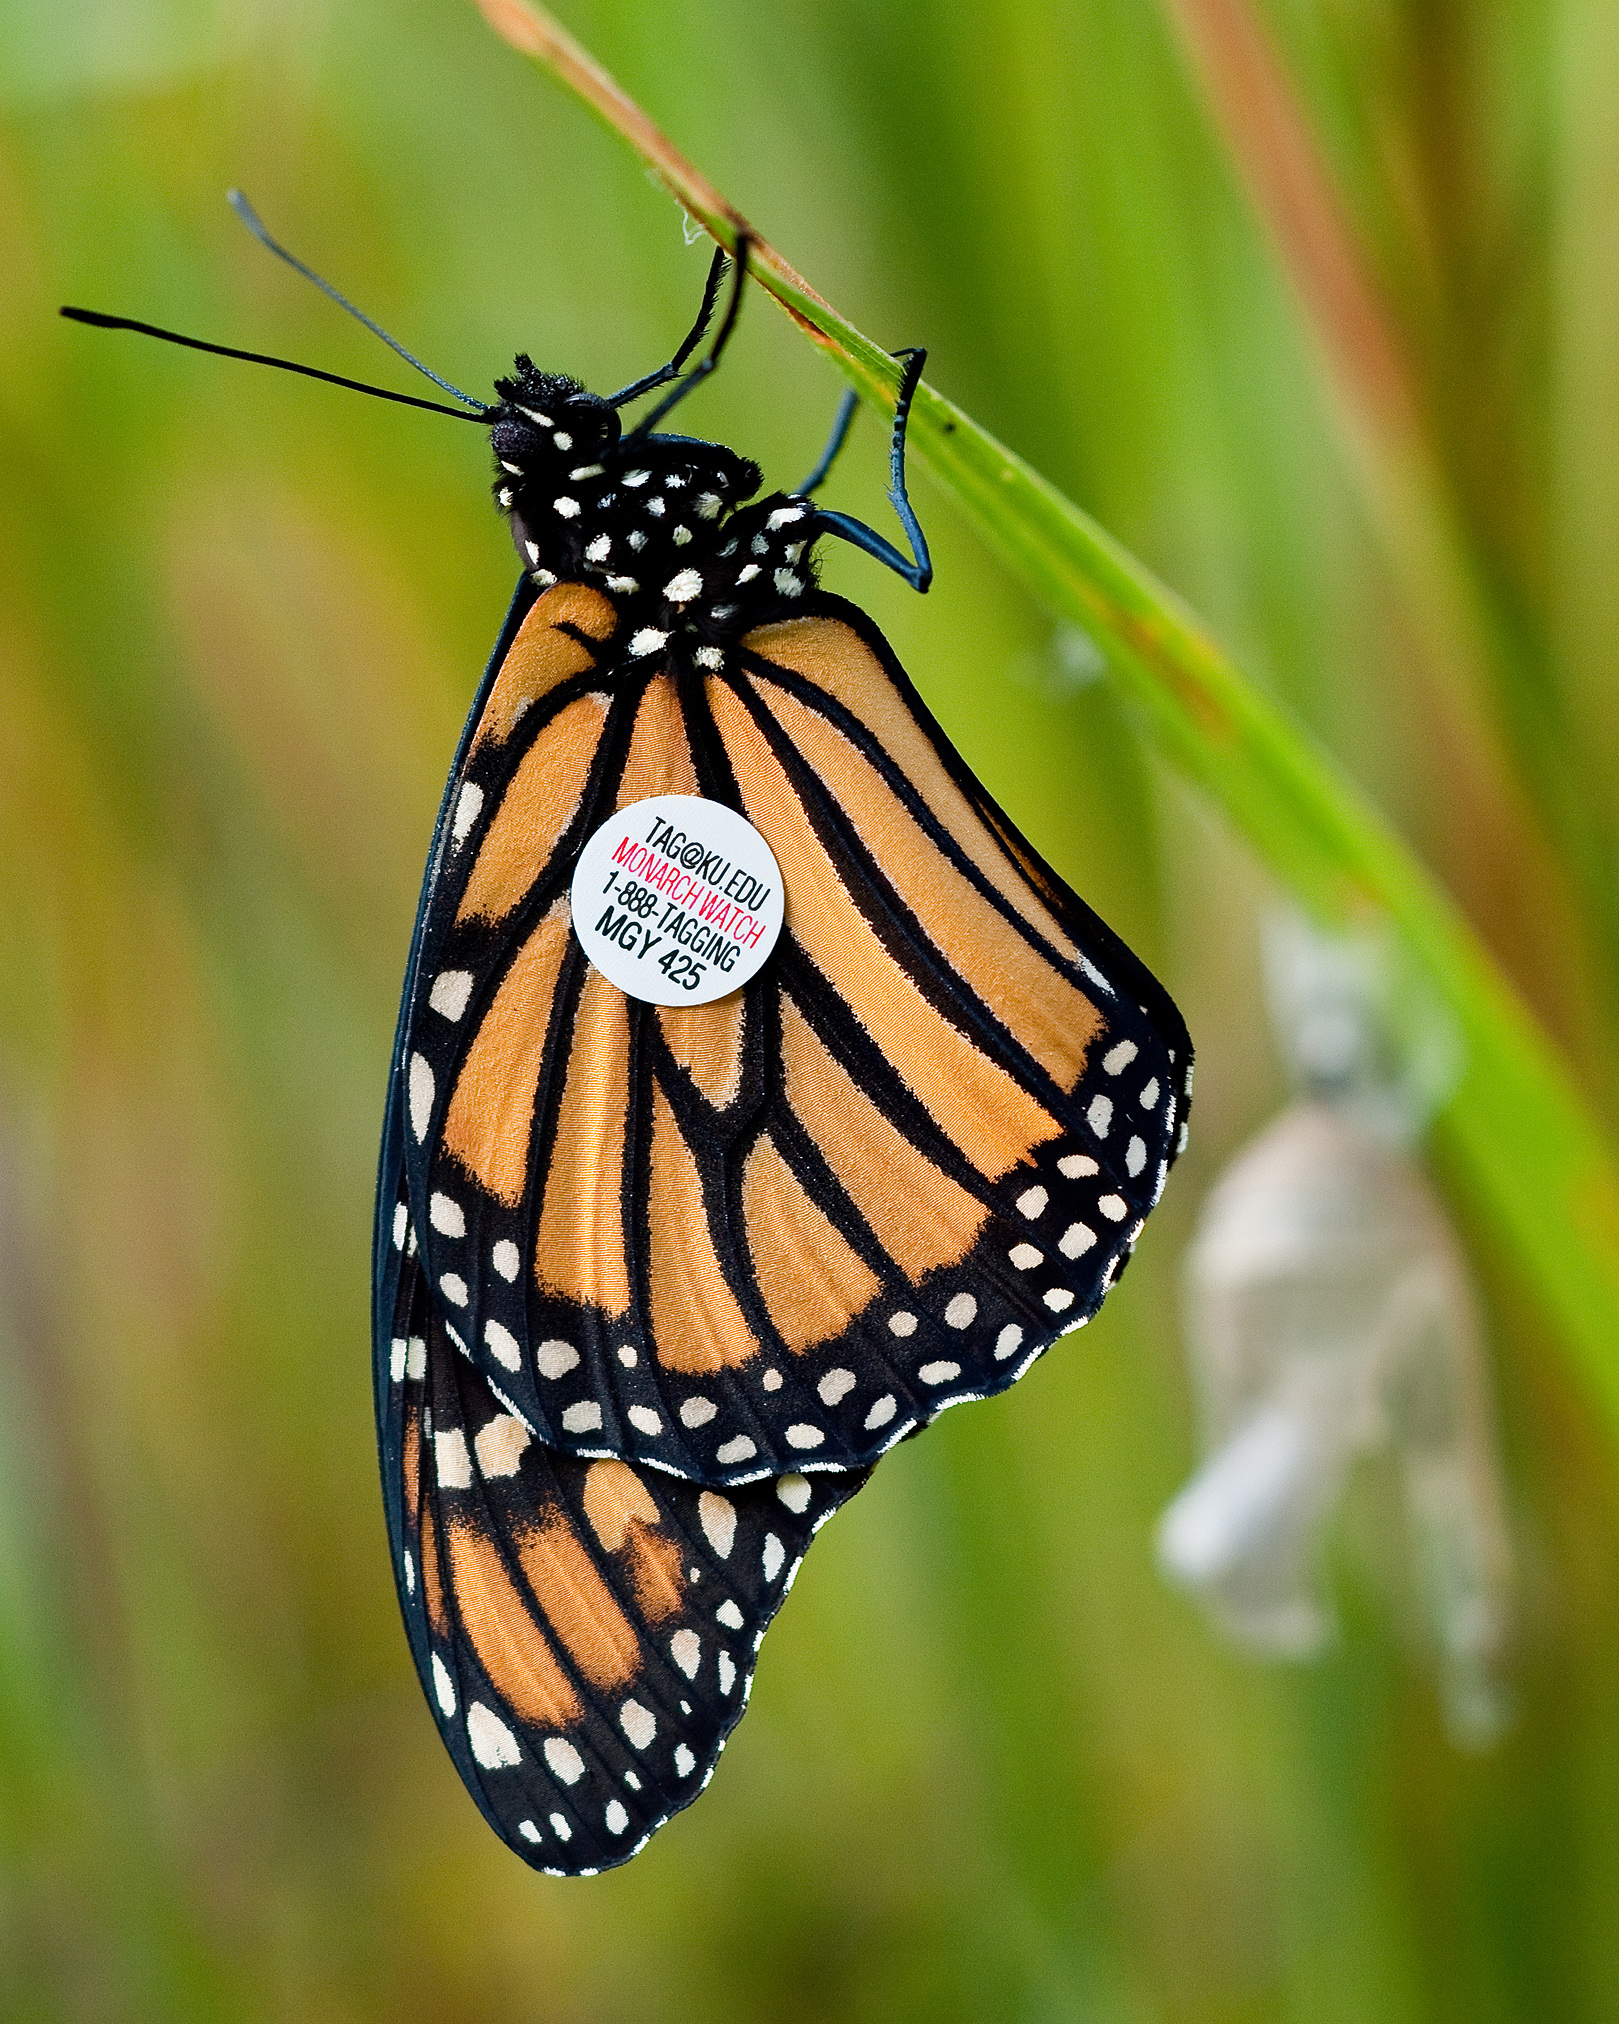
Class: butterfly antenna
228,189,486,413
57,306,489,423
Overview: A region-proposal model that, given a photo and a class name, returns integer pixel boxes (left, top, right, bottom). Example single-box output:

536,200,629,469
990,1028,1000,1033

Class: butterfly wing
395,582,1190,1487
378,1140,869,1873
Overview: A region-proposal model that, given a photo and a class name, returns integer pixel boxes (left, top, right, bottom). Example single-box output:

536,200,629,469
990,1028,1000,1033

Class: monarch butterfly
66,199,1192,1876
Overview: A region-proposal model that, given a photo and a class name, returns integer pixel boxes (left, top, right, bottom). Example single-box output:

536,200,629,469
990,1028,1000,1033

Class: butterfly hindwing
380,1189,870,1874
392,580,1190,1490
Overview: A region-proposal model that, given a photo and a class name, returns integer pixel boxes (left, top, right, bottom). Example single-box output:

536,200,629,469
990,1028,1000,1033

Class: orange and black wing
377,1179,868,1875
391,578,1190,1487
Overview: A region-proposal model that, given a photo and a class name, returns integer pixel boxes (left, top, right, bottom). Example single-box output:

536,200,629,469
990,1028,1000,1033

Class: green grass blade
475,0,1619,1441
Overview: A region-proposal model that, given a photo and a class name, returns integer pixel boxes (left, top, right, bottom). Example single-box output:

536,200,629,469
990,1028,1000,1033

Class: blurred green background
7,0,1619,2017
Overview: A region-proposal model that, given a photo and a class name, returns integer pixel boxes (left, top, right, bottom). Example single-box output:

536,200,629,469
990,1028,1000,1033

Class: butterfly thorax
488,358,821,657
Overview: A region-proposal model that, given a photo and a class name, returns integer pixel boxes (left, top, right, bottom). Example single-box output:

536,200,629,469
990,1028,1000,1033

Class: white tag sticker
569,794,785,1006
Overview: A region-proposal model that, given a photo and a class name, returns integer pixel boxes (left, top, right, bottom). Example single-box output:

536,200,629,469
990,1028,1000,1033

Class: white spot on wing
628,1405,662,1436
485,1320,523,1371
1088,1095,1113,1136
785,1424,824,1450
1044,1287,1076,1312
429,1191,465,1237
1017,1186,1048,1218
439,1272,468,1307
475,1414,530,1478
408,1054,434,1141
995,1324,1023,1360
674,1744,697,1777
429,970,473,1021
680,1396,718,1427
604,1800,629,1834
468,1703,522,1769
434,1429,472,1488
543,1737,585,1784
670,1629,701,1678
715,1436,756,1466
888,1311,918,1337
530,1335,574,1384
561,1401,603,1433
620,1700,656,1749
944,1293,977,1329
718,1652,736,1694
817,1369,856,1405
699,1491,737,1558
1103,1040,1138,1074
716,1599,745,1629
492,1239,520,1282
432,1652,456,1716
1060,1222,1096,1259
1009,1243,1043,1270
1126,1136,1147,1176
1059,1154,1099,1179
919,1360,962,1385
1099,1194,1128,1221
776,1474,811,1514
392,1201,407,1251
762,1534,785,1583
865,1395,897,1429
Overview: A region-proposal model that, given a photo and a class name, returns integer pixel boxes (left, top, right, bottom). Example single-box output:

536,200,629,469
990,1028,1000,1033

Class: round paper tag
569,794,785,1006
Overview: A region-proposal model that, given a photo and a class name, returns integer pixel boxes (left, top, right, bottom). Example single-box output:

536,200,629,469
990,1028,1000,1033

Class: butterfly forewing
394,582,1190,1489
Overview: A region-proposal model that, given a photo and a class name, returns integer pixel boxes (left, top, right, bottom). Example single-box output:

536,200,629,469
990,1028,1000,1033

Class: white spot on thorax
695,646,724,670
629,628,669,656
664,568,704,601
552,496,580,517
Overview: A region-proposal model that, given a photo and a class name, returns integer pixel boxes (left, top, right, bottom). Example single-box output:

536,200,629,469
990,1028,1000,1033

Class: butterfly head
488,358,623,473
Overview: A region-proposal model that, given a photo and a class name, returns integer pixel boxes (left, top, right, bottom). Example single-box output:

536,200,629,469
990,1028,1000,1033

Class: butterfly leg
808,347,933,592
607,244,730,407
625,235,753,439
